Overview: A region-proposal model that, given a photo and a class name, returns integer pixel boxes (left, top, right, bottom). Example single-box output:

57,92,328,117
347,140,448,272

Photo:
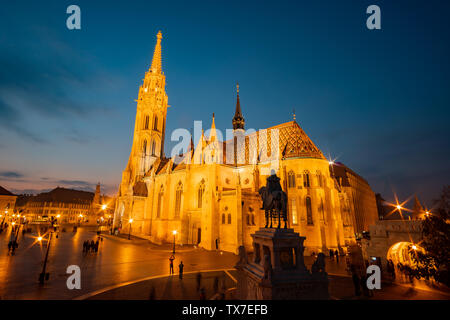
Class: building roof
0,186,15,196
26,187,94,204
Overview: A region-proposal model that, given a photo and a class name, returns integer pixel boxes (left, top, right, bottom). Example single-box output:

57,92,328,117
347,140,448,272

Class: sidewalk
82,270,237,300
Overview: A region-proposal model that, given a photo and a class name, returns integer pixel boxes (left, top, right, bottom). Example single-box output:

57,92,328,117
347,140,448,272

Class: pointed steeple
150,31,163,74
232,82,245,130
209,113,217,142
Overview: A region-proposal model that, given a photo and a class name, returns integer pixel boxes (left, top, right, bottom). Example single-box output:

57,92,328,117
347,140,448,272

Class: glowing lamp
412,245,417,250
101,204,107,210
129,218,133,223
37,236,43,241
172,230,177,235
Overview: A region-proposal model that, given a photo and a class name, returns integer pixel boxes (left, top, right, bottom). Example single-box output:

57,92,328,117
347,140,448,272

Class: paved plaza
0,225,448,300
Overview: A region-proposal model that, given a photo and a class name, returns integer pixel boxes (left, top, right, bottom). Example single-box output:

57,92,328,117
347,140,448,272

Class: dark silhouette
179,261,184,279
196,272,202,291
351,267,361,296
169,255,175,274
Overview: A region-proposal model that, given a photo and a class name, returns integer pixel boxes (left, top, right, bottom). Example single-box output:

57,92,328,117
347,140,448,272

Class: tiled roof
0,186,15,196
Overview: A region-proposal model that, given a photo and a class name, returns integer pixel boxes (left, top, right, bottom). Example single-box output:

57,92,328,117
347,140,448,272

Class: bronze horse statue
258,183,288,229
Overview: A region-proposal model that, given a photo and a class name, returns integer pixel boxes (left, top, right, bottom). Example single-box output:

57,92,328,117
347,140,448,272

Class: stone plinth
236,228,329,300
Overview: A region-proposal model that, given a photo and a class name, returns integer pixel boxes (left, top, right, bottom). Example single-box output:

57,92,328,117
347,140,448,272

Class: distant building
331,162,379,236
0,186,17,218
16,184,114,224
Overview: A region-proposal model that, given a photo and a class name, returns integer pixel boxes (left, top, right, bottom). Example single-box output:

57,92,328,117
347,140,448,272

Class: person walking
90,240,95,253
351,267,361,296
196,272,202,292
179,261,184,279
169,255,175,275
213,276,219,294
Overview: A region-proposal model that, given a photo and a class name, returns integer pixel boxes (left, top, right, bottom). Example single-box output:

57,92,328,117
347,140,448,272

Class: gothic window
142,140,147,155
291,199,298,225
174,182,183,218
306,196,313,225
151,141,156,156
144,115,150,130
222,213,226,224
288,170,296,188
227,213,232,224
198,181,205,209
303,171,310,188
153,115,158,131
317,171,323,187
319,198,325,220
157,186,164,218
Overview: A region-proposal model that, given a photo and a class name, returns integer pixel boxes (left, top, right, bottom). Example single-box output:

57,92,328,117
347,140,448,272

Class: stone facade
114,31,378,255
361,219,422,274
0,186,17,219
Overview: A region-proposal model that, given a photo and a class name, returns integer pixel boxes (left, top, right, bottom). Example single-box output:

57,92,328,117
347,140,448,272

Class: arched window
222,213,226,224
142,140,147,155
288,170,296,188
198,180,205,208
246,214,250,225
303,171,310,188
227,213,232,224
306,196,313,225
157,186,164,218
153,115,158,131
144,115,149,130
151,141,156,156
291,199,298,225
317,171,323,187
174,182,183,218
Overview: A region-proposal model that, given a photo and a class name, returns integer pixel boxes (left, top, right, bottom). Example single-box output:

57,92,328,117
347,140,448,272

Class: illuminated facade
114,32,378,254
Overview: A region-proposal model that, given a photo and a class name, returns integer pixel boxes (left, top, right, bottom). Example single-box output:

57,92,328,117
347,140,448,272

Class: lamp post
39,232,53,285
172,230,177,255
128,218,133,240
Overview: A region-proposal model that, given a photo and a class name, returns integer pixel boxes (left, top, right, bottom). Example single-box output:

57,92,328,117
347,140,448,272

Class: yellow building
16,184,114,225
114,31,378,254
0,186,17,220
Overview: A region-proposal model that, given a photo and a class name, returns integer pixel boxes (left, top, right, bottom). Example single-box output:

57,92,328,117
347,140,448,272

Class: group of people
168,254,184,279
329,249,341,262
7,239,18,255
82,238,101,254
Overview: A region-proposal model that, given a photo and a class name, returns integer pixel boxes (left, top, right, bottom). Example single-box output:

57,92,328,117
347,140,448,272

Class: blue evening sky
0,0,449,208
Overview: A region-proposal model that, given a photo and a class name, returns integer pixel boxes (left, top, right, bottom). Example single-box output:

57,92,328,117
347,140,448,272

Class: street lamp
101,204,107,210
39,232,53,285
128,218,133,240
172,230,177,254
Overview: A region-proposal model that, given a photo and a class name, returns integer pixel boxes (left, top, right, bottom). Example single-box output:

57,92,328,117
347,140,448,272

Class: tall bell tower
124,31,169,185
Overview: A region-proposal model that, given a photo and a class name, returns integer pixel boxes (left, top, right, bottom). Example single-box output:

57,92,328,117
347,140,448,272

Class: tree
411,186,450,286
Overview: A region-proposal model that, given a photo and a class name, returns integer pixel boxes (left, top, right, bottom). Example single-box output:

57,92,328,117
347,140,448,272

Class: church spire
150,31,163,74
232,82,245,130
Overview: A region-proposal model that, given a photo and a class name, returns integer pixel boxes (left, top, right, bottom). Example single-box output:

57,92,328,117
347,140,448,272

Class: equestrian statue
258,172,288,228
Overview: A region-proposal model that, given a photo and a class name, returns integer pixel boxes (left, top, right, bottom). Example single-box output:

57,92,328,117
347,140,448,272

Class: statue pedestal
236,228,329,300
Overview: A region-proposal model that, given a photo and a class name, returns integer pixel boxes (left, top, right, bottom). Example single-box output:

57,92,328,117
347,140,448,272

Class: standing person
179,261,184,279
95,239,99,253
169,255,175,275
199,287,206,300
335,249,339,262
213,276,219,294
360,274,370,297
351,267,361,296
90,240,95,253
196,272,202,292
329,249,334,259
